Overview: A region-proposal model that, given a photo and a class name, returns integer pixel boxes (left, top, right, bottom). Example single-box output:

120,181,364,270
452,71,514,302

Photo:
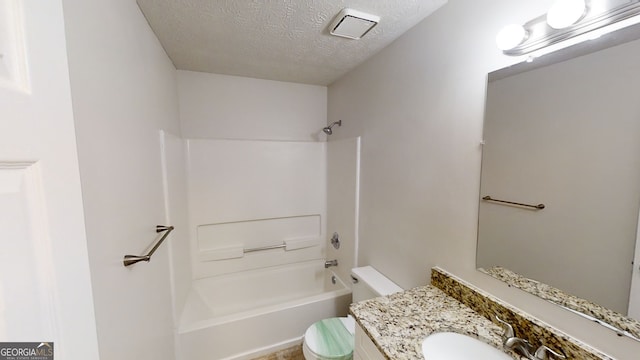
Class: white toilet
302,266,402,360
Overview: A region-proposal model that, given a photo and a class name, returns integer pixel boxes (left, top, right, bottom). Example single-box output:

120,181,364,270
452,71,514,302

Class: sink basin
422,332,512,360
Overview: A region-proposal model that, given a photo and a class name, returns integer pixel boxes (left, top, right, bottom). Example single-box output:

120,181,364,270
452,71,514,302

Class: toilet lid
304,317,355,360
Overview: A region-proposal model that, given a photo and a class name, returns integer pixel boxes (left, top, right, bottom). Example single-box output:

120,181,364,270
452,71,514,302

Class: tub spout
325,259,338,268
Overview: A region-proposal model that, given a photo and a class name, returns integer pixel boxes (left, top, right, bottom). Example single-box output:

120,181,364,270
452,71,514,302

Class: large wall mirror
477,23,640,339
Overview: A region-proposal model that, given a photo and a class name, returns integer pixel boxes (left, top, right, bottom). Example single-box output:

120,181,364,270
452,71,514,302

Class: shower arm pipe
329,120,342,128
123,225,175,267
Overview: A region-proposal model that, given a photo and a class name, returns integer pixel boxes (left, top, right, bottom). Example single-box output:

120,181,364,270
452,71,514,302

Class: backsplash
431,267,610,360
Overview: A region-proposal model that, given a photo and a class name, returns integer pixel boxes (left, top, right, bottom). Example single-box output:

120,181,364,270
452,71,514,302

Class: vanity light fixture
496,0,640,56
547,0,587,29
496,24,529,50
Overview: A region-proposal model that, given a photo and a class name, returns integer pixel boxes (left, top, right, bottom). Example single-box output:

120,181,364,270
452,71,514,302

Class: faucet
324,259,338,268
496,316,535,358
504,336,536,358
495,316,566,360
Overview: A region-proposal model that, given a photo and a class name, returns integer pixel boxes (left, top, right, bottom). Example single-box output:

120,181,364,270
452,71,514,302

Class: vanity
350,268,613,360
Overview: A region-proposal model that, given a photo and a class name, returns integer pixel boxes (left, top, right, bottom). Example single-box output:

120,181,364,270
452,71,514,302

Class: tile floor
250,344,304,360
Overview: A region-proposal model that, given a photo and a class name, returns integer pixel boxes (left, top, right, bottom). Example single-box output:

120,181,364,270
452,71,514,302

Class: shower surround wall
186,138,327,278
326,137,361,284
161,133,360,359
170,70,361,358
174,68,330,289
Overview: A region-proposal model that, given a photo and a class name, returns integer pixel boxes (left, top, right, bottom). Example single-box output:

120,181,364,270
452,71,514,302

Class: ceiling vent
329,8,380,40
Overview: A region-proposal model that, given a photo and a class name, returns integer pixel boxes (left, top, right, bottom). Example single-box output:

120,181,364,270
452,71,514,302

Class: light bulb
547,0,587,29
496,24,528,51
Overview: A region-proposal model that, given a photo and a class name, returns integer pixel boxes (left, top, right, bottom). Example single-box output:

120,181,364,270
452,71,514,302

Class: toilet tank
350,266,403,303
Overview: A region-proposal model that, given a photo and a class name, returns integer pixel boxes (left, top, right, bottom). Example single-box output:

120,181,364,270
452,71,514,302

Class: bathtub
177,260,352,360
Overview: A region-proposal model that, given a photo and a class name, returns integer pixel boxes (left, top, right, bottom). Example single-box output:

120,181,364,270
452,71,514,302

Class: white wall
328,0,640,357
61,0,181,359
329,0,525,289
178,70,328,141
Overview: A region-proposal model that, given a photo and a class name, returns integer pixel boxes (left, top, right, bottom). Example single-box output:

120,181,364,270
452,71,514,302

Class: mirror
477,23,640,339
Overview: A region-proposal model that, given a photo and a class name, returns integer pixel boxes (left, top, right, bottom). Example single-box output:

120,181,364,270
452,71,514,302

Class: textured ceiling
136,0,447,85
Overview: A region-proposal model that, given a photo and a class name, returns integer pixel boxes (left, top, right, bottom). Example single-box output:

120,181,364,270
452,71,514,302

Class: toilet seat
302,317,355,360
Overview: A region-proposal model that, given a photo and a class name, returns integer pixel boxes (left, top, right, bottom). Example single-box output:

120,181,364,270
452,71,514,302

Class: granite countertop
349,285,518,360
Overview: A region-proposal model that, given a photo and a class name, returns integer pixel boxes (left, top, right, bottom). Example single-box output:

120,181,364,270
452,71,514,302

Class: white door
629,209,640,320
0,0,100,358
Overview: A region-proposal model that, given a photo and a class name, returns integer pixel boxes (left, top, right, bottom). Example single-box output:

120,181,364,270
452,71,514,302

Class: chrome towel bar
482,196,545,210
123,225,175,267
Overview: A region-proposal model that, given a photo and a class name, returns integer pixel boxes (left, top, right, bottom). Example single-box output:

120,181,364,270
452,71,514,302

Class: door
0,0,99,358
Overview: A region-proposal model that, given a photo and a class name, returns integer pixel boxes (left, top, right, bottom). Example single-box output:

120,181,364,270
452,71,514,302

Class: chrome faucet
496,316,535,358
495,316,566,360
504,336,536,358
324,259,338,268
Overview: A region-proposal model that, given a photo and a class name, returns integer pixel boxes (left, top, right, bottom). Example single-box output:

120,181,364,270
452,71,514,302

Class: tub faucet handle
534,345,566,360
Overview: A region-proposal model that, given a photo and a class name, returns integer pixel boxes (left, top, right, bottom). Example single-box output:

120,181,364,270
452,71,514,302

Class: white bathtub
178,260,352,360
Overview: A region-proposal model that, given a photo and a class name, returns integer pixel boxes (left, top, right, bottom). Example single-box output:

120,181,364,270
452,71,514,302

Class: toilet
302,266,403,360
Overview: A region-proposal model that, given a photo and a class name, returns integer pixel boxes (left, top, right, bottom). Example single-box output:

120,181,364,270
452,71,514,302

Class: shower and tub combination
160,129,361,359
179,260,351,359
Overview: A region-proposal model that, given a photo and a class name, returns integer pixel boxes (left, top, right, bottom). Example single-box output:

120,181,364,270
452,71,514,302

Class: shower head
323,120,342,135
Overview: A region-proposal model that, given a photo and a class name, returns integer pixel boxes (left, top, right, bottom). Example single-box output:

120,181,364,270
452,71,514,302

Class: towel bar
482,196,545,210
123,225,175,267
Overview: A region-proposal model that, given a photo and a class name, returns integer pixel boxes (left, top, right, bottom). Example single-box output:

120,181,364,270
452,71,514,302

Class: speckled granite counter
350,267,612,360
430,268,609,360
349,285,516,360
